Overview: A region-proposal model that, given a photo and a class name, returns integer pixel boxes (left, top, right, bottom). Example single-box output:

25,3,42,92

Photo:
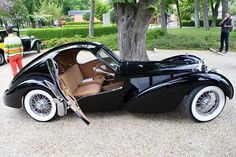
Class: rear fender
4,76,52,108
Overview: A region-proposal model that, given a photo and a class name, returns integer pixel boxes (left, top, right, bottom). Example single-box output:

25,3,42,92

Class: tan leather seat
73,84,101,97
59,64,103,97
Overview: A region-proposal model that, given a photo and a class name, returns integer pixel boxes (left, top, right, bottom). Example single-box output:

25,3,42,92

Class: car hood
121,54,204,76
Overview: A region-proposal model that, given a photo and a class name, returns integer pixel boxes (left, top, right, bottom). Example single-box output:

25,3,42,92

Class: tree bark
176,0,182,28
89,0,95,38
202,0,209,30
194,0,200,28
222,0,228,19
160,0,167,31
114,0,155,61
210,0,220,27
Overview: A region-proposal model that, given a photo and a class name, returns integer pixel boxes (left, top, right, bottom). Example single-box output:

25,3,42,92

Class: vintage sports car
3,42,234,124
0,29,42,66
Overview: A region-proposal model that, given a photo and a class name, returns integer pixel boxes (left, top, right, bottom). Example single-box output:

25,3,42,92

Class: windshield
97,48,120,72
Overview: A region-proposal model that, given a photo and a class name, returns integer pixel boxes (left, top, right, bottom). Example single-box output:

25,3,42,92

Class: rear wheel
24,89,57,122
185,86,226,122
0,52,5,66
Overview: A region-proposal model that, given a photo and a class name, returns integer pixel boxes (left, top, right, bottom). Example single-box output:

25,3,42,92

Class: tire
24,89,57,122
36,42,41,53
185,86,226,122
0,52,5,66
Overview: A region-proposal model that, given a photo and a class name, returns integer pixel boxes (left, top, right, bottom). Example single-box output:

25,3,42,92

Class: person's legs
219,32,224,52
8,56,18,77
224,32,229,53
15,54,23,71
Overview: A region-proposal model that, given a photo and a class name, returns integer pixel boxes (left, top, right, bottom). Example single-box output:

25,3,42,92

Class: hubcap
29,94,52,116
196,91,219,116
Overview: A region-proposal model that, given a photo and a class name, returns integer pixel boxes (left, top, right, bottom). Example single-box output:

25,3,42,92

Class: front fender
3,76,52,108
126,72,234,113
30,39,41,50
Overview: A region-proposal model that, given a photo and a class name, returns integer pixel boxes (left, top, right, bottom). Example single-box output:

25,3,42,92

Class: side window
76,50,97,64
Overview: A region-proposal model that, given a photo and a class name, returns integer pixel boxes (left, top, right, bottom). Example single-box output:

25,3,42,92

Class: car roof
0,29,19,33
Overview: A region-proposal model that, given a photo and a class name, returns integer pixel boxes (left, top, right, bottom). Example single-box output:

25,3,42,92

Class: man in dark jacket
219,13,234,54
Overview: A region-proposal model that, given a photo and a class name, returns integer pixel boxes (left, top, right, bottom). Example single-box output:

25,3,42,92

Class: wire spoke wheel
24,89,56,122
187,86,226,122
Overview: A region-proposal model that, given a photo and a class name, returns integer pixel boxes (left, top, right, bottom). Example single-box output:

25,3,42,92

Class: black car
0,29,42,65
3,42,234,124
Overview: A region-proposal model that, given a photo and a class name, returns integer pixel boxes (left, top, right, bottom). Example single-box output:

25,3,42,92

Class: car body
0,29,42,65
3,42,234,124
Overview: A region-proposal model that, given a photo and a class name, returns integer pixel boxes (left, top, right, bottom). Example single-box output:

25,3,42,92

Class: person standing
219,13,234,54
4,26,23,77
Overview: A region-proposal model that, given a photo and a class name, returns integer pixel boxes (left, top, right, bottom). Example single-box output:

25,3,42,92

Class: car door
45,58,90,125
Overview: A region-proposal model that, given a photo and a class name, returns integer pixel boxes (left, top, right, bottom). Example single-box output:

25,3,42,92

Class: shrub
83,12,90,21
43,34,118,49
65,22,102,25
26,25,117,40
110,9,116,23
182,19,222,27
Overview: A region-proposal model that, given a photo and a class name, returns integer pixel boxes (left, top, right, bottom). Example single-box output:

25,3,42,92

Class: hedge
182,19,222,27
65,22,102,25
26,25,117,40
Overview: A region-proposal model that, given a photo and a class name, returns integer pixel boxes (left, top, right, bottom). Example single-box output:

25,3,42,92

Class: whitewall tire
24,89,57,122
186,86,226,122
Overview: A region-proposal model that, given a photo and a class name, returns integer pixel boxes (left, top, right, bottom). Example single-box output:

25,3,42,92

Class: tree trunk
160,0,167,31
176,0,182,28
114,0,155,61
30,17,36,28
202,0,209,30
194,0,200,28
222,0,228,19
89,0,95,38
210,0,220,27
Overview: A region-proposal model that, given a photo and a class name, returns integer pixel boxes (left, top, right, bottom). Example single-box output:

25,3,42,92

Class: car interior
54,48,124,98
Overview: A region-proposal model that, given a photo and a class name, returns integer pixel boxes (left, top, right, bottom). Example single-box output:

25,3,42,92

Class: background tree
176,0,182,28
83,12,90,22
23,0,36,27
9,0,29,28
210,0,220,27
160,0,167,31
89,0,95,38
222,0,228,19
94,0,110,21
42,0,62,26
202,0,209,30
194,0,200,28
61,0,89,15
0,0,13,27
113,0,156,61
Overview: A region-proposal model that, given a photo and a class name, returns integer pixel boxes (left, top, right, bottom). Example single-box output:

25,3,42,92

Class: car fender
3,76,52,108
30,39,41,50
126,72,234,113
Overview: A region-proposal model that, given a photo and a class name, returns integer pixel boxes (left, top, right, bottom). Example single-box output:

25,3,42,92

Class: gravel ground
0,49,235,157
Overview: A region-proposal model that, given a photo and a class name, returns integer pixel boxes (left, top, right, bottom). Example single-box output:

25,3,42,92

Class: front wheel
36,42,41,53
0,52,6,66
24,89,57,122
185,86,226,122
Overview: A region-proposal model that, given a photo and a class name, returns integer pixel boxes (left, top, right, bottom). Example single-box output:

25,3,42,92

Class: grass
167,28,236,51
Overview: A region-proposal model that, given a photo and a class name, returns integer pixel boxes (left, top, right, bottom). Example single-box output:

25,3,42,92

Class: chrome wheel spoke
195,90,219,116
29,94,52,117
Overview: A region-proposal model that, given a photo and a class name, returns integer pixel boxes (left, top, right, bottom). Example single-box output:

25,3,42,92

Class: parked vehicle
0,29,41,66
3,42,234,124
